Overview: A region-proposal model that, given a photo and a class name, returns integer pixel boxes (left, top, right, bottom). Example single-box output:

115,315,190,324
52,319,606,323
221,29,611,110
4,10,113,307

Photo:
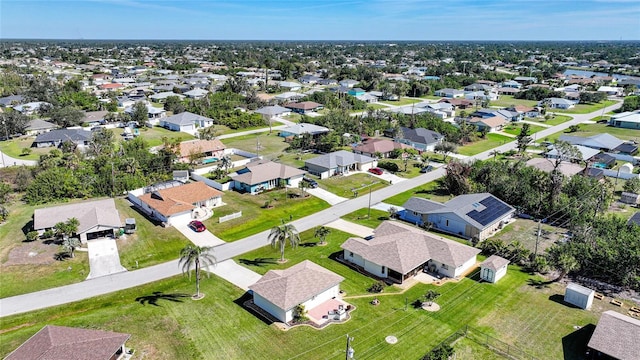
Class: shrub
422,344,454,360
378,161,399,173
26,231,39,242
368,280,386,293
43,229,55,239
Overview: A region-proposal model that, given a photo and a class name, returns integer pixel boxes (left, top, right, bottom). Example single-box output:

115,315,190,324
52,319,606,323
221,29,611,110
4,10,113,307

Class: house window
349,252,354,257
381,266,386,273
445,219,449,227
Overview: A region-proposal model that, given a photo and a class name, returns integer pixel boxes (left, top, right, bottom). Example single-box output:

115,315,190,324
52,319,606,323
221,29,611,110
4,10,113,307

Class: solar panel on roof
466,197,511,226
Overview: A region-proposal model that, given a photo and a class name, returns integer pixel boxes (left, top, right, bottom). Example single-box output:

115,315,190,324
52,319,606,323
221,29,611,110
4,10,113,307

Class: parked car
188,220,206,232
368,167,383,175
302,177,318,188
420,165,434,173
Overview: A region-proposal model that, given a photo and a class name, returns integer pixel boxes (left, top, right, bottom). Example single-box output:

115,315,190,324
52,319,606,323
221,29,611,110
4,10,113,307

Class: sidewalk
325,219,374,238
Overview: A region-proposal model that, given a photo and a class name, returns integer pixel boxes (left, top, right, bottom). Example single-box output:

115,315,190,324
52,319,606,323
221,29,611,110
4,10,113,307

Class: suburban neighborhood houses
0,38,640,360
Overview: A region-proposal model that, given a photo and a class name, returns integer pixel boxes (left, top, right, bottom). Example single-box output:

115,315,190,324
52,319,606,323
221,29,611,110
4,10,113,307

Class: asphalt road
0,101,622,317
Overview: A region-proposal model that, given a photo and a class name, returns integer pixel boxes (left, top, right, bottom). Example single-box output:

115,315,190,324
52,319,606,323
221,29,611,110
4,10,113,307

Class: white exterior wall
166,211,192,226
253,293,287,322
429,259,456,278
288,174,304,187
296,285,341,322
564,287,595,310
453,256,477,277
494,265,508,283
359,161,376,172
344,250,387,278
481,264,507,283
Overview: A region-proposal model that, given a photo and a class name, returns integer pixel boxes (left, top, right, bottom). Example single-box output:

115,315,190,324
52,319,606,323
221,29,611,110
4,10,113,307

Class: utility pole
368,185,372,219
534,220,542,258
345,334,354,360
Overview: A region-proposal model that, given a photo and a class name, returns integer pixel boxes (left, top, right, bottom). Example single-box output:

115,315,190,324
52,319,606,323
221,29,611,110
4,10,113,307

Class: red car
188,220,206,232
368,167,383,175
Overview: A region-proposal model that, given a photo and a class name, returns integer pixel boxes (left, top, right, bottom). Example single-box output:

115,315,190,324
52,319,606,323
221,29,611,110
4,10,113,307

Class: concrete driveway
306,187,348,205
205,259,262,291
367,170,406,184
325,219,374,238
174,221,225,247
86,238,127,279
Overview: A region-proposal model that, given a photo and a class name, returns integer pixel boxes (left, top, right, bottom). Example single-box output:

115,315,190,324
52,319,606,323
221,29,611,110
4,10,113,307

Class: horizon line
1,38,638,42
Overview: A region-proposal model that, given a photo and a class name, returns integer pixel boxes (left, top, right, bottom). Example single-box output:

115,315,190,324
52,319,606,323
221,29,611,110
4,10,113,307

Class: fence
190,173,232,191
219,211,242,223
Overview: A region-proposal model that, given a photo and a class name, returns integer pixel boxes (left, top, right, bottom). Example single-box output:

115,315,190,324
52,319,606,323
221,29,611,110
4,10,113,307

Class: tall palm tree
314,226,331,246
220,155,232,174
179,245,217,298
298,180,309,197
269,223,300,262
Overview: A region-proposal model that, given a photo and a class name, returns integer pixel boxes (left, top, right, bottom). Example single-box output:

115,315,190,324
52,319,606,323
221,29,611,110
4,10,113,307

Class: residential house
231,160,306,194
305,150,377,179
501,80,522,89
33,198,122,243
505,105,540,118
299,75,321,84
434,88,465,98
4,325,130,360
480,255,509,283
356,93,379,103
592,153,617,168
124,102,166,124
395,127,444,152
275,92,304,102
352,138,411,158
183,88,209,99
545,144,600,163
12,101,51,115
525,158,585,177
539,97,576,109
33,128,92,148
149,91,185,103
438,98,474,109
0,94,25,107
620,192,640,205
341,221,480,283
627,212,640,226
83,110,109,126
464,91,499,101
131,181,223,225
496,87,521,95
116,96,136,108
400,193,515,241
25,119,57,136
249,260,344,323
513,76,538,85
467,116,507,132
597,86,623,96
558,133,625,152
419,103,455,119
609,111,640,130
339,79,359,88
98,83,125,91
278,122,330,138
464,83,493,92
159,111,215,134
176,139,226,163
279,81,302,91
284,101,323,114
347,88,366,96
255,105,291,120
587,311,640,360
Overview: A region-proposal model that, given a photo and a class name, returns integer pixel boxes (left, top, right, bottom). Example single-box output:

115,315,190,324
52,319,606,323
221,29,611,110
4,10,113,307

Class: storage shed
564,282,595,310
480,255,509,283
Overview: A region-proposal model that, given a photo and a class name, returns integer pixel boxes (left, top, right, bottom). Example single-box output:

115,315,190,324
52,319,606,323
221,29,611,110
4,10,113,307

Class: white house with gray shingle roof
305,150,377,179
231,160,306,194
159,111,214,135
249,260,344,323
341,221,480,283
401,193,515,241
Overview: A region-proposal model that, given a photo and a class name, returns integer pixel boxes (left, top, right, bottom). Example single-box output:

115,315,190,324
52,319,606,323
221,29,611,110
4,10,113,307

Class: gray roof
26,119,57,131
279,123,329,136
341,221,480,274
628,212,640,226
33,198,122,233
0,94,25,107
566,282,594,296
34,128,92,144
546,144,600,162
558,133,625,151
161,112,213,126
403,193,515,230
480,255,510,271
305,150,376,170
249,260,344,310
231,161,305,186
399,127,444,146
255,105,290,116
588,311,640,359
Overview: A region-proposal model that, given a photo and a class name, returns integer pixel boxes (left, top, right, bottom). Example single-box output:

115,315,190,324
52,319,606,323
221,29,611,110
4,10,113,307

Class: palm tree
55,217,80,240
179,245,217,298
220,155,232,174
314,226,331,246
62,237,81,258
553,253,579,282
490,150,500,160
298,180,309,197
269,223,300,262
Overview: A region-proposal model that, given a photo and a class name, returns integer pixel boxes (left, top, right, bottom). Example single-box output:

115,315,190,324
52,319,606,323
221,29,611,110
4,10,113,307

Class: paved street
0,101,622,317
0,150,37,168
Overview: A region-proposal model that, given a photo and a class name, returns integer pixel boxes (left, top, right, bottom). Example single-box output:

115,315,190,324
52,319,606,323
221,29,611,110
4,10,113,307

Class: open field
384,180,453,206
341,208,390,229
377,159,424,178
490,96,538,108
0,261,620,359
553,100,617,114
206,189,330,241
318,173,388,198
273,152,317,169
221,132,290,160
366,103,389,110
458,133,514,156
380,97,422,106
490,218,563,254
545,123,640,143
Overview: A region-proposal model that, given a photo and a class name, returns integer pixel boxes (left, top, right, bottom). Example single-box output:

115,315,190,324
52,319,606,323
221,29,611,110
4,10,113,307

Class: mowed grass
111,126,195,147
341,208,390,229
222,131,290,160
553,100,617,114
206,189,330,241
384,180,453,206
366,103,389,110
0,264,615,359
490,95,538,108
379,97,422,106
529,114,572,126
0,137,50,160
453,337,507,359
545,123,640,143
319,173,388,198
502,122,546,136
378,159,425,178
458,134,514,156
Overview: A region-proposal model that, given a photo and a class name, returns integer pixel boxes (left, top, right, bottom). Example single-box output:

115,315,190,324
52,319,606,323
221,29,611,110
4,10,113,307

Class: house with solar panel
400,193,515,241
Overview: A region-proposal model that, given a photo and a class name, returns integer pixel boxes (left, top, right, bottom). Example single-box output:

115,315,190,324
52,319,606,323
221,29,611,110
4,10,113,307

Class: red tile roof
98,83,124,90
138,182,223,217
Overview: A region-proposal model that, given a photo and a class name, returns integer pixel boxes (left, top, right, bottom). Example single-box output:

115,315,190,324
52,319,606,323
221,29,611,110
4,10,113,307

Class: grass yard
530,114,572,126
206,189,330,241
458,134,514,156
110,126,195,147
380,97,422,106
545,123,640,143
489,96,538,108
384,180,453,206
0,137,50,160
378,159,424,178
341,208,391,229
553,100,617,114
502,123,546,136
490,219,563,254
0,263,619,359
273,151,317,169
221,132,290,160
366,103,389,110
319,173,388,198
453,337,507,359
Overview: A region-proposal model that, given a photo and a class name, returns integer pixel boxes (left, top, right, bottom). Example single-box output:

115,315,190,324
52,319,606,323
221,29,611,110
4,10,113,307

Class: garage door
169,211,193,226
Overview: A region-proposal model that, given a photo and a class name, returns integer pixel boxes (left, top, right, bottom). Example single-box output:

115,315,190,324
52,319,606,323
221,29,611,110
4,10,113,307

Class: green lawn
384,180,453,206
458,134,514,156
206,189,330,241
380,97,422,106
378,159,424,178
110,126,195,147
341,208,390,229
0,137,50,160
553,100,617,114
274,152,317,169
318,173,388,198
529,115,572,126
545,123,640,143
490,96,538,108
0,263,616,359
453,337,507,359
366,103,389,110
502,123,546,136
221,132,290,160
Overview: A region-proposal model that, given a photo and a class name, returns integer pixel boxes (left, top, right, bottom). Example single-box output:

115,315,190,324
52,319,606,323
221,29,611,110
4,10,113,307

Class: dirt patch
3,242,58,265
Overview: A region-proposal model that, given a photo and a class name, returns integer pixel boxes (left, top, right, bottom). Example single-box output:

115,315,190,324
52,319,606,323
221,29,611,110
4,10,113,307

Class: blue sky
1,0,639,40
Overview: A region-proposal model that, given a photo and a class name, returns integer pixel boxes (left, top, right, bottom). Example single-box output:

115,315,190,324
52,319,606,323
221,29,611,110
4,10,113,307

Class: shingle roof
480,255,510,271
255,105,290,116
341,221,480,274
231,161,305,186
399,127,444,146
137,182,223,217
305,150,376,170
284,101,322,111
33,198,121,233
279,123,329,136
249,260,344,310
34,128,92,144
559,133,624,151
162,112,214,126
5,325,130,360
587,311,640,359
177,139,225,158
627,212,640,226
26,119,57,131
352,139,410,155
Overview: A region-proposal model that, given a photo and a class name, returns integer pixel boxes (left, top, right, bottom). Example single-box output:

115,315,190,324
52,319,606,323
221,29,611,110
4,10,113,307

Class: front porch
304,297,354,328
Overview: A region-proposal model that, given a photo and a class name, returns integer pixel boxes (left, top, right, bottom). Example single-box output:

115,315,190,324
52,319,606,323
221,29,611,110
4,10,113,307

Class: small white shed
564,282,595,310
480,255,509,283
